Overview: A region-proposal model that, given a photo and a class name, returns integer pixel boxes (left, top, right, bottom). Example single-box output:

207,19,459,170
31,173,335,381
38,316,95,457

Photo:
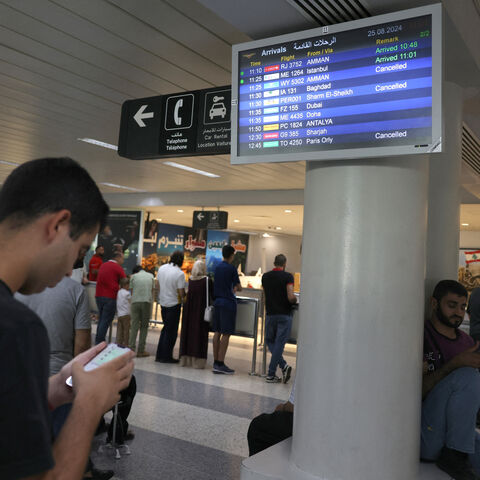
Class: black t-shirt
0,281,54,479
262,269,295,315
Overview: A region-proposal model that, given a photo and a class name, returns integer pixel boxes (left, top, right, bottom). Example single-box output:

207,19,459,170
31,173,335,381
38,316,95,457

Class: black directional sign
118,86,231,160
118,96,163,160
193,210,228,230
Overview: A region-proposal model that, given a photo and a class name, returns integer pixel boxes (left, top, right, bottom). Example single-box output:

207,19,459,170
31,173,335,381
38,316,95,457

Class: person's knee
449,367,480,394
248,414,268,438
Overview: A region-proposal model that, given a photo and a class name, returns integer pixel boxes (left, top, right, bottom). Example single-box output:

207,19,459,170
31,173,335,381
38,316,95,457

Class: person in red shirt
88,245,104,281
95,251,126,344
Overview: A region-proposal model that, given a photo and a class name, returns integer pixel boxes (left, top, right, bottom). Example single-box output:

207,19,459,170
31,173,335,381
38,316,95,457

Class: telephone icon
174,99,183,126
165,94,194,130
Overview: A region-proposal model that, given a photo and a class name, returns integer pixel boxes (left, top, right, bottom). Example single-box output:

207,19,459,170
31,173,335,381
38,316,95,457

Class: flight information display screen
231,6,441,164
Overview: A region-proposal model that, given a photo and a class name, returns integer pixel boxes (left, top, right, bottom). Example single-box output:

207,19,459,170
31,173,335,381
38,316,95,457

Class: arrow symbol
134,105,154,127
197,212,205,221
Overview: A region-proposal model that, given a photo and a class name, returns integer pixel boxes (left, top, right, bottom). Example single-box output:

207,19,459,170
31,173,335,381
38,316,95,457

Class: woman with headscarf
179,260,213,368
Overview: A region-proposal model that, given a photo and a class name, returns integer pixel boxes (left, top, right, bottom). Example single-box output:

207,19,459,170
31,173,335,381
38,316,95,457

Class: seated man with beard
422,280,480,480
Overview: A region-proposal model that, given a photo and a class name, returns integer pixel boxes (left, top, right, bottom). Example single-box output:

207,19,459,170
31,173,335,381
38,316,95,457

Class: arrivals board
230,5,442,164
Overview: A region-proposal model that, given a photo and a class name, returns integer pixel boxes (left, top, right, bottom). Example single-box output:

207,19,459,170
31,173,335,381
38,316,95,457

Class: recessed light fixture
262,233,272,238
275,226,282,230
78,138,118,150
164,161,220,178
177,209,184,213
234,219,240,223
462,223,469,226
0,160,19,166
284,209,292,213
100,182,146,192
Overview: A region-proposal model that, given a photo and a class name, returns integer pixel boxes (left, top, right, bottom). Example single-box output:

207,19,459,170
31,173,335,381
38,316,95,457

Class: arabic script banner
206,230,230,274
142,222,249,277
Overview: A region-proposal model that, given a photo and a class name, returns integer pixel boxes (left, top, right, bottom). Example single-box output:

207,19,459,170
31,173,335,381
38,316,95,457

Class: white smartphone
66,343,131,387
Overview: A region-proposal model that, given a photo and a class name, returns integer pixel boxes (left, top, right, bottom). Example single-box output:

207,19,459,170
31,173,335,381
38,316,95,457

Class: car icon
209,102,227,120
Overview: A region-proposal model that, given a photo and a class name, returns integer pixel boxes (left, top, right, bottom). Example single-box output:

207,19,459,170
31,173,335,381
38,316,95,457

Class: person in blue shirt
212,245,242,374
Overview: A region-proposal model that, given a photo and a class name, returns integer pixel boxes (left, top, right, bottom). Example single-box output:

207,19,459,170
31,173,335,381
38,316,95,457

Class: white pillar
425,82,463,302
291,156,429,480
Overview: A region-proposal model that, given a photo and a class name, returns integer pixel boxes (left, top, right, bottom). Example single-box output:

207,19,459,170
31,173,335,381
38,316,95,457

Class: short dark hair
0,157,109,239
274,254,287,267
132,265,143,274
170,250,184,268
432,280,468,302
112,251,123,260
222,245,235,259
95,245,103,253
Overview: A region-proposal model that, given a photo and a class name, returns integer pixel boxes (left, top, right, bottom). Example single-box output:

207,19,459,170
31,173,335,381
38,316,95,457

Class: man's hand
452,342,480,369
49,343,110,409
422,341,480,399
48,343,135,412
71,347,135,417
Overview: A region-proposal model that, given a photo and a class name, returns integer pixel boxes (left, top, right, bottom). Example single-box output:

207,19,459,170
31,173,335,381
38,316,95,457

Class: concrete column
425,82,463,303
290,156,429,480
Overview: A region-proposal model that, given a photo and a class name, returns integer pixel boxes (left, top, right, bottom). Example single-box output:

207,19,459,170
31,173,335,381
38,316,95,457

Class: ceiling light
234,219,240,223
99,182,146,192
177,209,184,213
156,218,162,222
78,138,118,150
0,160,19,166
262,233,272,238
275,226,282,230
284,209,292,213
462,223,469,226
164,161,220,178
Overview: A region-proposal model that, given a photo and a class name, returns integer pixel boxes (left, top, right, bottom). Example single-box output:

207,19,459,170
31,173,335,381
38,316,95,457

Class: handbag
204,275,214,323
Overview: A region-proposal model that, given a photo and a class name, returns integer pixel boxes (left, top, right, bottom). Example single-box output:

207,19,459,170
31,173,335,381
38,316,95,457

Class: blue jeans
421,367,480,472
95,296,117,344
156,304,181,361
265,314,292,377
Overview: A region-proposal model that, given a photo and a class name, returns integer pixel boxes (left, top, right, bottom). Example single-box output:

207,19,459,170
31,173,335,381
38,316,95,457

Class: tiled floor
89,324,453,480
90,325,295,480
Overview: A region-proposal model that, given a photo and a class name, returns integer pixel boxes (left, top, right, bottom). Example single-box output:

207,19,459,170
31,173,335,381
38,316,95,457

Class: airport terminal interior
1,0,480,479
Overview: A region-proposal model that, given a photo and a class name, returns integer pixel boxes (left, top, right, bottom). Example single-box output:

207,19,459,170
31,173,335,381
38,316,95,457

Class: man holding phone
0,158,135,480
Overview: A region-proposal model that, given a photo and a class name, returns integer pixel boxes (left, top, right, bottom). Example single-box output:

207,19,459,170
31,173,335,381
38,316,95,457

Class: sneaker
212,363,235,374
136,351,150,358
282,365,292,384
436,447,480,480
266,375,281,383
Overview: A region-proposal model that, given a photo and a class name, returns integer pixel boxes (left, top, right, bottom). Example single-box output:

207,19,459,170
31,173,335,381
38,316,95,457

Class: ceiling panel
164,0,251,45
52,0,229,86
2,0,198,91
110,0,233,71
0,3,172,96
